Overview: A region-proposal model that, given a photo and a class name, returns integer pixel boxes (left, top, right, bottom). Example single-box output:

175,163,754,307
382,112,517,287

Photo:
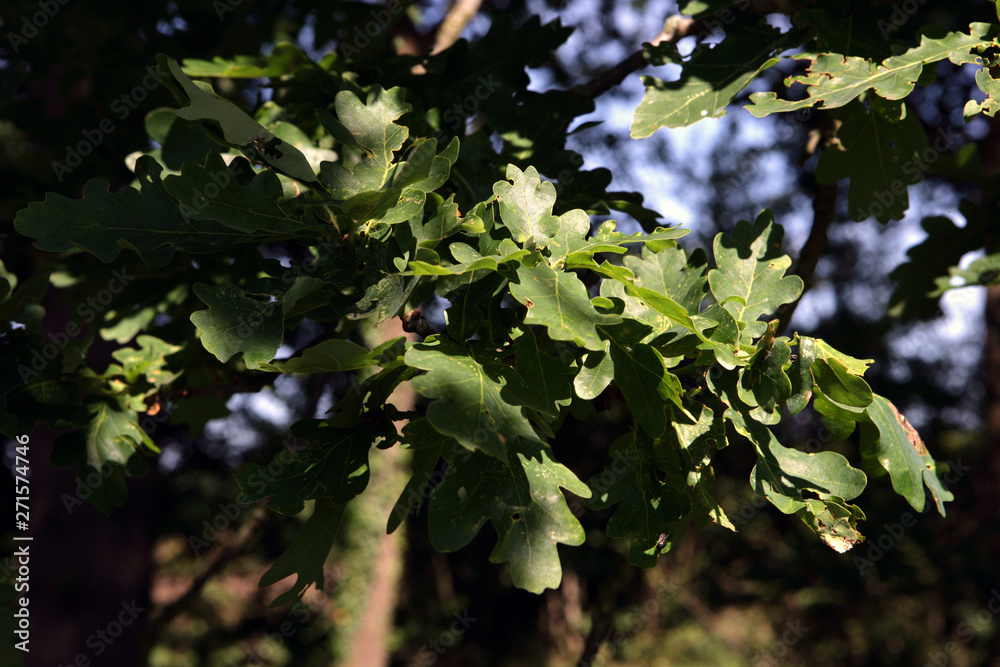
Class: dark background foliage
1,1,998,665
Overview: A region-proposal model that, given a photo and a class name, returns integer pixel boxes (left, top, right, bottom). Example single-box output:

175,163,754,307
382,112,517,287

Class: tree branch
138,505,270,663
574,15,694,100
776,112,839,335
573,1,784,100
431,0,483,54
575,563,640,666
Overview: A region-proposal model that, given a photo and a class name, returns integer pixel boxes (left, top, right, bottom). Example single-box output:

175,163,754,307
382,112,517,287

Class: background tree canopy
2,1,999,666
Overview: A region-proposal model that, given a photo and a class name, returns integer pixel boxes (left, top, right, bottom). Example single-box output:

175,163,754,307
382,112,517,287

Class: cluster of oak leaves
10,44,962,596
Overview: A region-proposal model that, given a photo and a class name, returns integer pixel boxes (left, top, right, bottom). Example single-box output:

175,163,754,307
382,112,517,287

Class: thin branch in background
577,614,613,667
576,564,640,667
777,112,839,335
573,15,694,100
432,0,483,54
138,505,270,664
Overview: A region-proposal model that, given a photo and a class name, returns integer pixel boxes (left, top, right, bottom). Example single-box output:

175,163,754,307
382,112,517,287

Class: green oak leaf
501,329,574,421
933,252,1000,293
110,335,182,389
601,245,709,337
262,339,386,374
631,18,802,135
85,399,159,466
667,401,733,530
748,423,867,508
238,421,377,515
61,397,159,514
349,272,418,324
409,241,530,275
713,368,868,547
707,211,803,341
814,391,862,441
747,24,999,117
739,337,792,414
388,418,459,534
549,217,688,265
439,271,513,341
411,196,464,248
605,328,685,438
797,497,866,554
629,245,708,315
574,341,615,400
586,430,692,568
190,282,283,369
181,42,321,78
324,139,437,224
13,156,244,270
259,503,345,608
815,101,929,223
316,85,411,172
862,394,953,515
965,65,1000,119
0,271,49,325
493,164,560,248
406,338,544,458
801,336,873,375
510,261,620,351
811,358,873,409
787,336,817,414
164,151,307,234
618,283,736,367
158,54,316,182
428,441,590,593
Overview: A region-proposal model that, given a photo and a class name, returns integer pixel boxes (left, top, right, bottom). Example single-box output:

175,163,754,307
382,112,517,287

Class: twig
577,610,613,667
574,15,694,100
303,371,329,420
573,1,783,100
776,112,839,335
576,563,640,666
138,505,270,663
